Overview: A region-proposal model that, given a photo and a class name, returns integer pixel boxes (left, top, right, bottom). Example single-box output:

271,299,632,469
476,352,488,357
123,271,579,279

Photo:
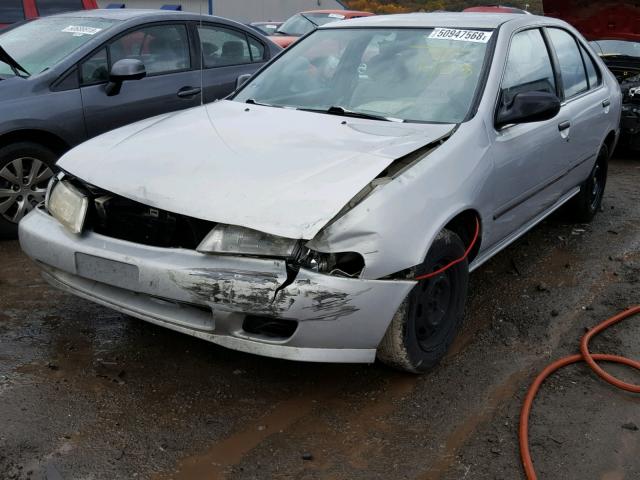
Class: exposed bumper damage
19,207,415,363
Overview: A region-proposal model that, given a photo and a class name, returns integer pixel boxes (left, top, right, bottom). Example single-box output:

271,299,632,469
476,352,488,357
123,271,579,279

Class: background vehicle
249,21,283,36
544,0,640,150
0,0,97,29
0,9,280,237
20,13,621,373
269,10,374,48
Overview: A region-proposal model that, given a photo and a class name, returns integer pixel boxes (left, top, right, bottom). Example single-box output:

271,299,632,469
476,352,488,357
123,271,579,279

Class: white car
20,12,621,372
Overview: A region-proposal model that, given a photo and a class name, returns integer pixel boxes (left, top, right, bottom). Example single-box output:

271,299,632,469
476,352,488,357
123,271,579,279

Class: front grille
81,184,214,249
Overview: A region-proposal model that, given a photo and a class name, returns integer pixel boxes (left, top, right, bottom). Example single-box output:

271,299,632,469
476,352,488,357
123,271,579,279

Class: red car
0,0,98,29
269,10,374,48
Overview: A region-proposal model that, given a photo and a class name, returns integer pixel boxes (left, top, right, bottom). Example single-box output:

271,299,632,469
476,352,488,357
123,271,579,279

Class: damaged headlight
297,249,365,278
46,178,89,234
197,224,301,257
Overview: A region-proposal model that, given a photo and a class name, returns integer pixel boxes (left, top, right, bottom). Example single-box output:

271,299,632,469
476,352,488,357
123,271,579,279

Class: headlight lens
197,224,301,257
47,180,89,234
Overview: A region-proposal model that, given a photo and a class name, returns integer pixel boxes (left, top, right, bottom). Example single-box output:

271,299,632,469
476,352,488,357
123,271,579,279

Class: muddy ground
1,152,639,480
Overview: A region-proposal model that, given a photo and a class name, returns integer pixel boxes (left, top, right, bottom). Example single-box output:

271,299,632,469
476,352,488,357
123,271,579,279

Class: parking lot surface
1,153,639,480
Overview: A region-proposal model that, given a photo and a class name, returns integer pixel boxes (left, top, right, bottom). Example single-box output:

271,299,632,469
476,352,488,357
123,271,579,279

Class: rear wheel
0,143,57,238
377,229,469,373
566,144,609,223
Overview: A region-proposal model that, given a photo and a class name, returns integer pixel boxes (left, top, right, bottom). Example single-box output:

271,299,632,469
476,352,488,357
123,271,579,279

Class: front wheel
377,229,469,373
0,142,57,238
566,144,609,223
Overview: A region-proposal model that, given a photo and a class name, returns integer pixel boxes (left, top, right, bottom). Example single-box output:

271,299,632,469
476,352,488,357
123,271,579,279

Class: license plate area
75,253,139,290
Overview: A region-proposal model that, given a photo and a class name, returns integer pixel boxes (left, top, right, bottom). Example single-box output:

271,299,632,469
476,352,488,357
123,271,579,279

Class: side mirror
496,91,561,128
105,59,146,96
236,73,252,90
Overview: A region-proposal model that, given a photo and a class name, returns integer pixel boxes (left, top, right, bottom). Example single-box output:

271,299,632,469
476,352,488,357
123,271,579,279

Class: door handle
177,87,201,98
558,121,571,132
602,99,611,108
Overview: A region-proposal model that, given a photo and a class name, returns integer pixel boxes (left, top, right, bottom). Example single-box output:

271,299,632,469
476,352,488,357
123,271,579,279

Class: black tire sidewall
402,231,469,372
0,142,58,238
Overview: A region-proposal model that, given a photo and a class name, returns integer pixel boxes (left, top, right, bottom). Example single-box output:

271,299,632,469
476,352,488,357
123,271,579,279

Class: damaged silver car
19,13,622,372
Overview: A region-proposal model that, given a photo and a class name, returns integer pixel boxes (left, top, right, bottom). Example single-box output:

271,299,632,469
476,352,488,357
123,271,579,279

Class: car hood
60,100,455,240
544,0,640,41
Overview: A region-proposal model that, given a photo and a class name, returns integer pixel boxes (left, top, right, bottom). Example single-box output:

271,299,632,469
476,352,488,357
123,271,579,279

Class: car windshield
276,13,346,37
0,16,118,77
234,27,493,124
591,40,640,59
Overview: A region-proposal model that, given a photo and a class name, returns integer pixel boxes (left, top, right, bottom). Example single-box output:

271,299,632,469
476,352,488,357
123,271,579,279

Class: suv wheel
0,142,57,238
377,229,469,373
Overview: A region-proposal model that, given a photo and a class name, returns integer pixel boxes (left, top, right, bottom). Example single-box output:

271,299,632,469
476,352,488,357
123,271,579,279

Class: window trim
76,21,194,88
194,22,266,70
578,43,602,90
544,27,591,102
494,26,560,130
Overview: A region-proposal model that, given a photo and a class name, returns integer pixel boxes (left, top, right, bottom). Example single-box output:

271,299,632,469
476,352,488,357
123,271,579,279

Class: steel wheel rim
0,157,53,224
414,268,455,351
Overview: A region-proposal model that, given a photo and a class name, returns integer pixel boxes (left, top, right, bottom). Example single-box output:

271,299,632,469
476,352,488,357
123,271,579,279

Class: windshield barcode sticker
429,28,492,43
62,26,103,36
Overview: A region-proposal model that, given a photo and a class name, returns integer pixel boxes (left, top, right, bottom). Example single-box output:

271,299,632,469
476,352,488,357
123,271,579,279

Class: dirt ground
1,152,639,480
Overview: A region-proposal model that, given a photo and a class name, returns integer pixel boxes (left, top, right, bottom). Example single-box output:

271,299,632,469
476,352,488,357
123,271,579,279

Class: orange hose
415,217,480,281
519,306,640,480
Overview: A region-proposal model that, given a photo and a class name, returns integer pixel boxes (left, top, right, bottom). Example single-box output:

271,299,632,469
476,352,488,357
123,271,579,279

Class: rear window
36,0,84,16
0,0,25,24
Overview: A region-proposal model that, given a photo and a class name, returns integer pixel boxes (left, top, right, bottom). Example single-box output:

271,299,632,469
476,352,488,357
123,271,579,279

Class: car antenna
199,0,204,106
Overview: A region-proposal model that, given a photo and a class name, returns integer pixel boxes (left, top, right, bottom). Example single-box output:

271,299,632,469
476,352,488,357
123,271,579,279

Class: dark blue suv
0,9,280,236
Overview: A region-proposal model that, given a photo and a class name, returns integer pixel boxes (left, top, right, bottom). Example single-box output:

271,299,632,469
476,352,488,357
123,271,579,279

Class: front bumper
19,208,415,363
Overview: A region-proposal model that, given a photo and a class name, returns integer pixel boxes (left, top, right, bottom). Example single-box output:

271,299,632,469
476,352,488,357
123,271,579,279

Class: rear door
487,28,572,245
545,27,611,181
195,22,270,103
79,22,202,138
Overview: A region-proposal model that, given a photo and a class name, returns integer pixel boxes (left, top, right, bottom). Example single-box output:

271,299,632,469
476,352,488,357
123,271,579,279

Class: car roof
48,8,226,23
325,11,549,30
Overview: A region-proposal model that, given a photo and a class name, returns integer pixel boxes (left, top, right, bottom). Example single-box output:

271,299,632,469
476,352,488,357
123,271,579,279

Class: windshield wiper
246,98,282,108
299,105,403,122
0,45,29,77
299,13,319,27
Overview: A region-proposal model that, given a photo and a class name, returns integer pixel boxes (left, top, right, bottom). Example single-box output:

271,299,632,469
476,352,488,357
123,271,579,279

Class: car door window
501,29,556,105
547,28,588,99
80,47,109,85
197,25,252,67
579,44,600,89
0,0,24,23
110,24,191,75
35,0,83,16
248,36,266,62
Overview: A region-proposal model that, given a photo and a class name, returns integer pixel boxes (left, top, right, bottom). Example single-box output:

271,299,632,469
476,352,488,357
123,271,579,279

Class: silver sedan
19,12,622,373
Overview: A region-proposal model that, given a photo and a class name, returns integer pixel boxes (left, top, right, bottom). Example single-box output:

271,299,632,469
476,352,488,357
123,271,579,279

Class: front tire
377,229,469,373
0,142,57,238
566,144,609,223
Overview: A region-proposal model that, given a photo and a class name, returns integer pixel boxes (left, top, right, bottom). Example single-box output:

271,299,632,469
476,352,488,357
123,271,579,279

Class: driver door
79,23,201,138
486,28,571,246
